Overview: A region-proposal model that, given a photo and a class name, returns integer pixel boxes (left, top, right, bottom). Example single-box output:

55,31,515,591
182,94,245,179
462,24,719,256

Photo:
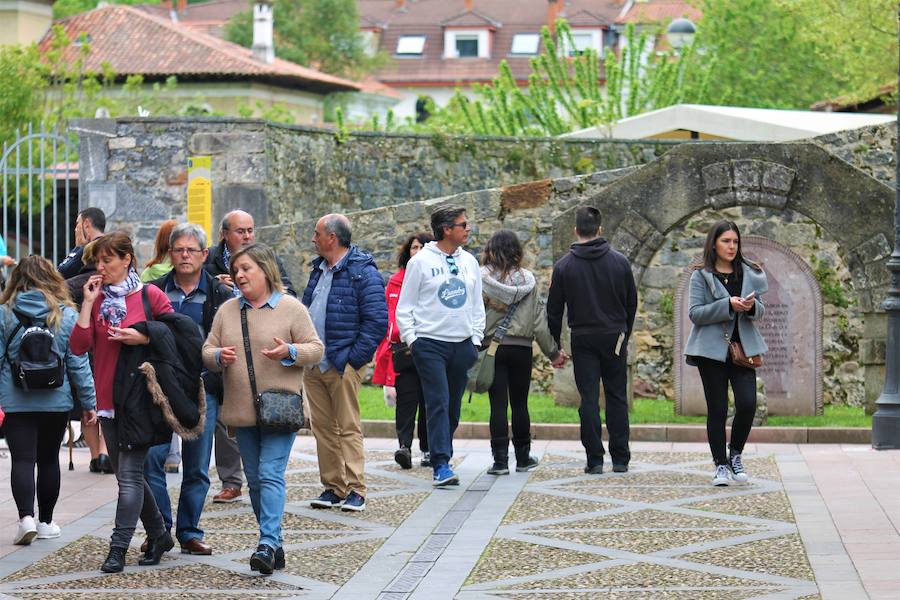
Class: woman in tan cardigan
202,243,323,575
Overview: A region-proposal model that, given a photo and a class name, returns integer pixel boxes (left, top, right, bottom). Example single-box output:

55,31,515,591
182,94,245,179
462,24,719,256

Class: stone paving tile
739,455,782,480
681,533,816,581
285,458,321,470
12,594,298,599
1,535,159,583
203,531,343,554
497,590,774,599
684,491,796,523
282,538,386,585
501,492,618,525
560,470,721,487
377,463,437,480
630,452,713,465
539,508,754,531
559,485,737,503
337,491,431,527
497,563,771,590
202,511,360,532
465,539,609,584
538,527,758,554
24,563,300,591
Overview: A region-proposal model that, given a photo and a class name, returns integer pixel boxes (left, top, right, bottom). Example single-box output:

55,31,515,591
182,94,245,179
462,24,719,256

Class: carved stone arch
551,141,894,407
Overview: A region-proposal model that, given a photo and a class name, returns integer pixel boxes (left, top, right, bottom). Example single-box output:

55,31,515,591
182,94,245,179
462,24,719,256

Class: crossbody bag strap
240,305,259,401
492,300,521,343
141,285,152,321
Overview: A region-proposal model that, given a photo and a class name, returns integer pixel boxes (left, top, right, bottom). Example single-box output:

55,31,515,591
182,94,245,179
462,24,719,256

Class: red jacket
372,269,405,386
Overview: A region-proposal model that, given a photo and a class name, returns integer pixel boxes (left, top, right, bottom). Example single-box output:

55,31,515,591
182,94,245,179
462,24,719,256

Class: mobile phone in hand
743,291,756,301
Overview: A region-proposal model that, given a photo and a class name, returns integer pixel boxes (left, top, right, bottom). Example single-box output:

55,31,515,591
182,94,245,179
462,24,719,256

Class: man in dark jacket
547,206,637,475
202,209,295,504
145,223,233,555
302,214,387,513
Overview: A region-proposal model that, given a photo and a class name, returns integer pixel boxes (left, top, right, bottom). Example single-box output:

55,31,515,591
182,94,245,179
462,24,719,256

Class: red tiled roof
135,0,247,37
441,10,501,28
41,4,362,93
615,0,701,24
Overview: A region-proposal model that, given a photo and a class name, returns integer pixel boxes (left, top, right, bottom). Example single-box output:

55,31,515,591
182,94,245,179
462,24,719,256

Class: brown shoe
180,538,212,555
140,536,149,553
212,488,242,503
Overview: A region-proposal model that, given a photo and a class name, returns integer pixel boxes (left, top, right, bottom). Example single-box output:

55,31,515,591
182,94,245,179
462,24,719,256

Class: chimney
252,1,275,64
176,0,186,11
464,0,473,10
547,0,561,32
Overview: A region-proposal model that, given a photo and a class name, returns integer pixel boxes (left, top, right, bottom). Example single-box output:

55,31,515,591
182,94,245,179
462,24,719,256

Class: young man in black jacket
547,206,637,475
144,223,233,556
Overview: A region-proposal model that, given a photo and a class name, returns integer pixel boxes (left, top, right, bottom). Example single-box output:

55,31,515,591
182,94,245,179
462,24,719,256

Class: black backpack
5,309,65,391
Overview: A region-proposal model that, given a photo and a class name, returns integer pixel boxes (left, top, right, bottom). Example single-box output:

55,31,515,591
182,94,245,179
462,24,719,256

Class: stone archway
552,141,895,408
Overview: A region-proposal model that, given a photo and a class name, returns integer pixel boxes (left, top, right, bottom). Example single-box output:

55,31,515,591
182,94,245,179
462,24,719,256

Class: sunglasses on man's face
445,254,459,276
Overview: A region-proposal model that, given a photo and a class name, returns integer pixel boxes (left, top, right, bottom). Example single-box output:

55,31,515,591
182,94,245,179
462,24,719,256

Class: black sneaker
250,544,275,575
584,463,604,475
252,546,285,571
487,461,509,475
310,489,344,509
420,452,431,467
612,463,628,473
515,456,539,472
394,447,412,470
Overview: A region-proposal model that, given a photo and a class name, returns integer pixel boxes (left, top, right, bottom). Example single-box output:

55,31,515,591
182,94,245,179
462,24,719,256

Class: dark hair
83,230,137,272
430,205,466,241
700,220,760,272
322,214,352,247
79,207,106,233
398,232,434,269
482,229,523,279
575,206,601,238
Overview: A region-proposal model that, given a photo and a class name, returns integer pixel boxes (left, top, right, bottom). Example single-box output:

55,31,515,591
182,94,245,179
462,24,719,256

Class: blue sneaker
433,464,459,487
341,491,366,512
310,489,344,509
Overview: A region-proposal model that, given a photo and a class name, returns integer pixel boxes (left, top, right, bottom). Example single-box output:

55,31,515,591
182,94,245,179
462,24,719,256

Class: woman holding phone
683,221,768,486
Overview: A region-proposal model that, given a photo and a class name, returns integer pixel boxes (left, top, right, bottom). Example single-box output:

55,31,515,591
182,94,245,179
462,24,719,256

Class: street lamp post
666,17,696,51
871,6,900,450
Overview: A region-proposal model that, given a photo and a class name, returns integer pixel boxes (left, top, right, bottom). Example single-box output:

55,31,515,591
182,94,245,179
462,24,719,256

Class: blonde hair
229,243,284,294
0,256,74,330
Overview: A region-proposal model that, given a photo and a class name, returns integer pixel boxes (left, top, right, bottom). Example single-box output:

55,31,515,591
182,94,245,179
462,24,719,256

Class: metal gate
0,123,78,266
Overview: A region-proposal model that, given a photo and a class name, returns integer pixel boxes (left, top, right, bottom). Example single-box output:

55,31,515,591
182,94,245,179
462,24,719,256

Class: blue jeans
145,393,219,542
234,425,296,549
410,337,478,470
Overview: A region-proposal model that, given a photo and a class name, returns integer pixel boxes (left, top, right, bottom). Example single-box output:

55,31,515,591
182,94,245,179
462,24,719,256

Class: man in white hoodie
396,205,485,486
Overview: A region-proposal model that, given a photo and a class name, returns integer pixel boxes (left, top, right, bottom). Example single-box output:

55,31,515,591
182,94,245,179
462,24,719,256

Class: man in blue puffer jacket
302,214,387,513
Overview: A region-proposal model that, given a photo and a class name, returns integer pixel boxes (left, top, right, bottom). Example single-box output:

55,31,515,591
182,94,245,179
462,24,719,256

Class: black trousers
394,368,428,453
4,411,69,522
571,332,630,468
488,345,534,453
696,356,757,465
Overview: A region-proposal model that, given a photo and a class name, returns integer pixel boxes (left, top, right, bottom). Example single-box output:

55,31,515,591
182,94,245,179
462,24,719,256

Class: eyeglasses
172,247,204,256
449,221,469,230
445,254,459,276
228,227,254,236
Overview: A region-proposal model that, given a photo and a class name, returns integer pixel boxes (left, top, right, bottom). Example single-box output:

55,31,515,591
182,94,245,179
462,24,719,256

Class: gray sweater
683,263,768,365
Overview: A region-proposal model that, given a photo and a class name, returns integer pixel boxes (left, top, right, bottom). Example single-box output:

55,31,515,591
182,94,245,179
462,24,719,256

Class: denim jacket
683,263,769,365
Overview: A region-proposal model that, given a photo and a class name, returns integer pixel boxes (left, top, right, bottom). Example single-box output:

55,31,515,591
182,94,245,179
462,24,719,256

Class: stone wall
812,122,897,189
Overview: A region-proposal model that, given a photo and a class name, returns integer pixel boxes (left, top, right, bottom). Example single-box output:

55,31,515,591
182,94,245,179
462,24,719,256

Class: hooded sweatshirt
547,237,637,345
0,290,96,414
396,241,485,346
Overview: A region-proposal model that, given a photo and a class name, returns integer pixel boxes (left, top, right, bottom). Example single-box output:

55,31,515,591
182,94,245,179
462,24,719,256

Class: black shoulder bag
240,305,305,432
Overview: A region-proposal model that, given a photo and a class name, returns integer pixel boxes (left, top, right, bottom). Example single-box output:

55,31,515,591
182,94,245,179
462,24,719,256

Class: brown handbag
728,340,762,369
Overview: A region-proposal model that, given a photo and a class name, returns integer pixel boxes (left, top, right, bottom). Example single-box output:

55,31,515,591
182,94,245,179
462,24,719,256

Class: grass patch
358,385,871,428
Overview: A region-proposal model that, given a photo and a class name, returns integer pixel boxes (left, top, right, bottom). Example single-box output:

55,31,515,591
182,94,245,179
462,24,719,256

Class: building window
564,30,602,56
396,35,426,55
443,29,490,58
510,33,540,55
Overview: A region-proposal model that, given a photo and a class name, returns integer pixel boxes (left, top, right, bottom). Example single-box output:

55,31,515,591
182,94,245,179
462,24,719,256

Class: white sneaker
729,453,749,484
36,521,61,539
14,516,37,545
712,465,731,487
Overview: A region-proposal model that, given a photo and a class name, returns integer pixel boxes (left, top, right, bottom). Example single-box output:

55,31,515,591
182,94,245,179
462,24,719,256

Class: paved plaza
1,437,898,599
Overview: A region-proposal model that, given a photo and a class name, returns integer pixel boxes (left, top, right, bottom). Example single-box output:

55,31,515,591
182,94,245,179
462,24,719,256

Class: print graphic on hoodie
437,275,467,308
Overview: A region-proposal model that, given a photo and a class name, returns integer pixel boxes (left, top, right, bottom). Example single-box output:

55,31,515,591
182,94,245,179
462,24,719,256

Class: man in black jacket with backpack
547,206,637,476
144,222,233,555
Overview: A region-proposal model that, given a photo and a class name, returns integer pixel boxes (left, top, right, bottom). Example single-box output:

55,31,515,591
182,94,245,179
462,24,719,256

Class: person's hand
383,386,397,407
729,296,753,313
551,350,568,368
83,409,98,426
107,326,149,345
219,346,237,366
83,274,104,305
261,337,291,361
216,274,234,288
1,255,14,267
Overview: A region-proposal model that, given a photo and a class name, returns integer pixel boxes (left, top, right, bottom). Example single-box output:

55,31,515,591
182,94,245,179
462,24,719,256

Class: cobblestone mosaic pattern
0,450,435,598
461,450,820,599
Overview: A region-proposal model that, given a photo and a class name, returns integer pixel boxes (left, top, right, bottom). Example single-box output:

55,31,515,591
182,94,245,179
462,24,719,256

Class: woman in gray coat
684,221,768,486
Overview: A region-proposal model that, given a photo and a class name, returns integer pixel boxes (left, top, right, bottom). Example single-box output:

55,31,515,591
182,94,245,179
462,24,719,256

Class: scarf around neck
481,266,535,306
99,268,142,327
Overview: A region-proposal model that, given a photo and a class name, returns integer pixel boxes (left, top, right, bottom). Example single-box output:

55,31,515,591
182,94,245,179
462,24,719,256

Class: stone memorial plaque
674,236,823,416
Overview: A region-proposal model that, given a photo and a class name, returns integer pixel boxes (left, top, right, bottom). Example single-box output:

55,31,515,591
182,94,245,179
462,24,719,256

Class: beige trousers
304,365,366,498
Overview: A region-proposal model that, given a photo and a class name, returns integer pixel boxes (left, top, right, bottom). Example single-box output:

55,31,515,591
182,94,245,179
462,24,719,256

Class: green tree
224,0,386,79
53,0,160,19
